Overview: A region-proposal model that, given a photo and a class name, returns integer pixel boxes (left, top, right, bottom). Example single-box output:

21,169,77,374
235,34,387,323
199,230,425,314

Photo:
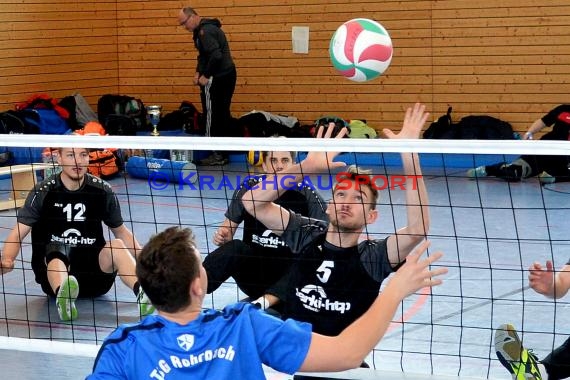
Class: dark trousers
521,154,570,181
486,155,570,182
200,67,237,139
542,336,570,380
203,239,292,301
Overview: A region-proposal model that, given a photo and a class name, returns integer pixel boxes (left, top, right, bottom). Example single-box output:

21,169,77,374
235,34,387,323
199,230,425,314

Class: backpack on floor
88,149,120,179
423,106,515,140
156,101,205,135
0,110,31,134
97,94,147,135
22,109,71,135
348,119,377,139
15,93,71,135
58,93,99,131
104,114,140,136
314,116,350,138
17,93,70,119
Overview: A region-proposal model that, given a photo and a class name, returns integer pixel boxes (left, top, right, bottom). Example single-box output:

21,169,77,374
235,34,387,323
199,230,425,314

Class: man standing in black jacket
178,6,237,165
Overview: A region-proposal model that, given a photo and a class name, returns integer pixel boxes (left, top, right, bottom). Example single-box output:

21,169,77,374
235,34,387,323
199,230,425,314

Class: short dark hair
182,7,198,16
262,150,296,162
136,226,200,313
334,165,379,209
262,136,296,163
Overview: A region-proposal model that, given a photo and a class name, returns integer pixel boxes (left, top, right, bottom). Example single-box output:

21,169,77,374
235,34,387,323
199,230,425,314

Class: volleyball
247,150,263,166
329,18,393,82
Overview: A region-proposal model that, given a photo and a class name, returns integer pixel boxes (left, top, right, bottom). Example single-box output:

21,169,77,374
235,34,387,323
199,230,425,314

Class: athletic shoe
538,171,555,184
500,164,523,182
56,275,79,322
198,153,229,166
467,165,487,178
137,290,155,316
494,324,542,380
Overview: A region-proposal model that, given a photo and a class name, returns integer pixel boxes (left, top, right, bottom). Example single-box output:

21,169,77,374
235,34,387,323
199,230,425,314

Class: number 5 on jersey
316,260,334,283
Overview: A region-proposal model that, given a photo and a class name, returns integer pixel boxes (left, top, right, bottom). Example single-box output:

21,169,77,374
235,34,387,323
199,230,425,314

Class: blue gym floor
0,154,568,379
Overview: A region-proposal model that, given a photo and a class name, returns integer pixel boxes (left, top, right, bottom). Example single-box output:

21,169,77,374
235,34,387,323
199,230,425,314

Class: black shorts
203,239,294,300
36,244,116,298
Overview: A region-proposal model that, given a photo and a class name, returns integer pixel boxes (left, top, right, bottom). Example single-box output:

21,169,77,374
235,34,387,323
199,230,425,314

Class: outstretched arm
241,124,346,235
383,103,431,265
529,260,570,299
299,240,447,372
0,223,31,274
523,118,547,140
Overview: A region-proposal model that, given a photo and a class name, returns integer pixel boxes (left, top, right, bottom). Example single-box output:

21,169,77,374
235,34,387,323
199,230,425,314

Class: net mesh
0,134,568,379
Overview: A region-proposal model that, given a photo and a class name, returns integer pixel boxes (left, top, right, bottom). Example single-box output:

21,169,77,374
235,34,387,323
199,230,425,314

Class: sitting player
204,149,327,305
468,104,570,184
0,147,154,321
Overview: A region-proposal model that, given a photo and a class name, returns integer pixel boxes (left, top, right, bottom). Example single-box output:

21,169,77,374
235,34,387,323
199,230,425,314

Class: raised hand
301,123,347,174
213,226,232,246
0,257,14,275
388,240,447,299
383,102,430,140
528,260,555,296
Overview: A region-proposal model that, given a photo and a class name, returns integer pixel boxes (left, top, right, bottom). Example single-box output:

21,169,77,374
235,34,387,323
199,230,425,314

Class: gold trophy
146,105,162,136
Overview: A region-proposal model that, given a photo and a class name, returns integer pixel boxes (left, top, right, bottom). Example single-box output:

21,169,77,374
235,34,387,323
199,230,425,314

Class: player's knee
105,239,131,259
99,240,129,272
45,241,70,267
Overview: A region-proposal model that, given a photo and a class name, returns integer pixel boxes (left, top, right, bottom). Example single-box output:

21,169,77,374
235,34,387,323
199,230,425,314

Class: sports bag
348,120,377,139
22,109,70,135
17,93,70,119
13,93,71,135
104,114,139,136
88,150,120,179
97,94,147,135
179,101,204,135
58,93,99,130
423,106,515,140
0,110,30,134
314,116,350,138
157,101,203,134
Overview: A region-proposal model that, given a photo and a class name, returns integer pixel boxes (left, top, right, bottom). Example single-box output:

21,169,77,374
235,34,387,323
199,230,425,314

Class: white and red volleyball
329,18,393,82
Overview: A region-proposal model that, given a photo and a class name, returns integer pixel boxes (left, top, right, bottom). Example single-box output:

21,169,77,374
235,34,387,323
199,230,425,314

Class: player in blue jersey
88,226,446,379
204,149,327,303
0,147,154,321
495,258,570,380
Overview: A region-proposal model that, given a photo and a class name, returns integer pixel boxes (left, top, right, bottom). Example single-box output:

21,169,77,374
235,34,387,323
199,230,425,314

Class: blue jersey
89,303,312,379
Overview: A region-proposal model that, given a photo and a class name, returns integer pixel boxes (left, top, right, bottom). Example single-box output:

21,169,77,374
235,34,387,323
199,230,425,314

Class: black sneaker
198,153,229,166
500,164,523,182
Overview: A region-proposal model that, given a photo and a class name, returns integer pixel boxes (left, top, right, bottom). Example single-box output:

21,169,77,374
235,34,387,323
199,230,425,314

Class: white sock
538,363,547,379
252,296,270,310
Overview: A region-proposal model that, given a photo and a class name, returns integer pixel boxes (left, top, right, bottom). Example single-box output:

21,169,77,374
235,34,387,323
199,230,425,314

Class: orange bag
88,150,119,179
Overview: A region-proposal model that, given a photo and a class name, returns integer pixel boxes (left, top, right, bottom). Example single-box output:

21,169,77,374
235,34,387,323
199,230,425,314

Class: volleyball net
0,134,568,379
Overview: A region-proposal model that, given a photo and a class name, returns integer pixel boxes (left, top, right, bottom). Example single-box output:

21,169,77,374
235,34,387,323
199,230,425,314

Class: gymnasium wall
1,0,569,134
0,1,119,112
